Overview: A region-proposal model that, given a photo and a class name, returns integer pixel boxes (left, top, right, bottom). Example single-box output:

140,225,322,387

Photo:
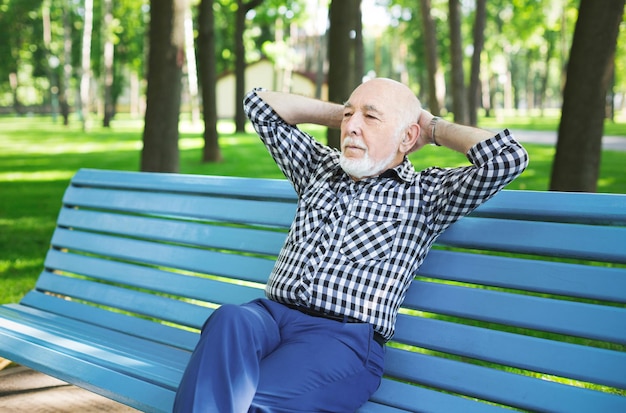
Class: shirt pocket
341,200,406,262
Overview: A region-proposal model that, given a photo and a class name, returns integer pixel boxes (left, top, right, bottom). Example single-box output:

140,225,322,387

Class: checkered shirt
244,89,529,340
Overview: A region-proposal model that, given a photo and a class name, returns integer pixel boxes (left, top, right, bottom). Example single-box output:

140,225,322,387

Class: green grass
1,114,626,305
478,108,626,136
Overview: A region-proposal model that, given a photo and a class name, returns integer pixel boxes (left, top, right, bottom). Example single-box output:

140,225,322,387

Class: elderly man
173,78,528,413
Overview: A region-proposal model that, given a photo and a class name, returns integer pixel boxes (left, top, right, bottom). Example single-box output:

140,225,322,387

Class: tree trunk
103,0,115,127
42,0,59,122
449,0,467,124
549,0,625,192
354,2,364,84
419,0,441,115
60,2,72,126
141,0,184,173
468,0,486,126
78,0,94,132
234,1,246,132
326,0,362,149
198,0,221,162
234,0,264,133
184,6,201,125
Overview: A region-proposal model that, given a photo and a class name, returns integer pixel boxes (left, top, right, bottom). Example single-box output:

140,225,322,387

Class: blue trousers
173,299,385,413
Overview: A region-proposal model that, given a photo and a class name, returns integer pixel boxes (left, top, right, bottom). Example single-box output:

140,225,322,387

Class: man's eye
344,112,353,118
366,114,378,120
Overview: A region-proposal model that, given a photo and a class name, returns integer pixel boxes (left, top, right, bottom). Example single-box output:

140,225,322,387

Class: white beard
339,137,399,179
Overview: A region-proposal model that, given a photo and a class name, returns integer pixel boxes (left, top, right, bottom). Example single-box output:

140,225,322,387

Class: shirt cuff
466,129,522,166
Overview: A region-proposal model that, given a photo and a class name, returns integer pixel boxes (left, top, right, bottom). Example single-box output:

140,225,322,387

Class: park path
511,129,626,151
0,364,139,412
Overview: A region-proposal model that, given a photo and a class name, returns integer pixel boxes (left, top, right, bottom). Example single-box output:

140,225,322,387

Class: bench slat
50,228,276,285
44,249,266,309
357,401,412,413
63,186,296,227
19,292,199,351
36,272,212,329
35,272,263,330
57,208,287,256
393,314,626,389
473,189,626,225
71,168,297,201
365,378,510,413
438,217,626,263
419,250,626,303
384,347,626,413
0,309,184,389
403,280,626,344
0,305,189,372
0,313,176,413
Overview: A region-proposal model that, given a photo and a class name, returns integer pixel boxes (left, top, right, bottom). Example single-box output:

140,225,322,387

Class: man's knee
201,301,276,344
201,303,248,333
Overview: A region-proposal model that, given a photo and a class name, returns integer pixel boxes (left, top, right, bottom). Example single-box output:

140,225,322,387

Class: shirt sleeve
243,89,334,195
421,129,529,232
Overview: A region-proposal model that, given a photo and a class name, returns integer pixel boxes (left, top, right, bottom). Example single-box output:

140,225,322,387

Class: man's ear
400,123,421,154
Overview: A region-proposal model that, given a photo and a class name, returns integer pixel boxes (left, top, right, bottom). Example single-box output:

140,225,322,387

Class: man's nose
345,113,362,135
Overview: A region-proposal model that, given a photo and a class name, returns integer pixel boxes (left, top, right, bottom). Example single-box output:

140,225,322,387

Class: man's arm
414,110,494,155
256,91,344,128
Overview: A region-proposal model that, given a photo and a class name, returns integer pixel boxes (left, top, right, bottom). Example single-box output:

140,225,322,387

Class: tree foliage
0,0,625,188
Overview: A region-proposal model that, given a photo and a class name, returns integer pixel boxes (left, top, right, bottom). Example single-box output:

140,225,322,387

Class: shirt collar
383,157,416,183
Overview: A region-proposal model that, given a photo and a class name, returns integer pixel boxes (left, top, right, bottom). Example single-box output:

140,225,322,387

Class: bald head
348,78,422,128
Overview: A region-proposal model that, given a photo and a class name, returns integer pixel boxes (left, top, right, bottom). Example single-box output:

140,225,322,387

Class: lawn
1,114,626,305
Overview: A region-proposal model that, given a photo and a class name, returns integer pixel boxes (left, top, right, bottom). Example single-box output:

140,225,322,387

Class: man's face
339,81,406,180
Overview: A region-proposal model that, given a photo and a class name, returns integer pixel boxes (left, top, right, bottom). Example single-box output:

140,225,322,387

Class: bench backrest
24,168,626,412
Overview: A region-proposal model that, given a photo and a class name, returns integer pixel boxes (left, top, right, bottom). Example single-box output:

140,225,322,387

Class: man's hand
408,109,435,153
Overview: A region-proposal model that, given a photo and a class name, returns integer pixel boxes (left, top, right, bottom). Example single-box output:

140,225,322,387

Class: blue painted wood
383,348,626,413
62,186,296,227
392,315,626,389
56,208,288,256
0,306,188,377
1,168,624,413
18,293,200,351
473,189,626,224
364,378,511,412
45,249,201,292
419,250,626,303
357,402,412,413
70,168,298,201
34,272,261,329
0,312,176,412
43,250,267,309
438,217,626,263
50,229,277,284
403,280,626,344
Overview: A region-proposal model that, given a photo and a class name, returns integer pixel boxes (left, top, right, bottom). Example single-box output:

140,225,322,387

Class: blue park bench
0,168,625,412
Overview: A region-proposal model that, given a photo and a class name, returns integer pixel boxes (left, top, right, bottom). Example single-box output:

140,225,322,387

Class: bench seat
1,168,624,412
